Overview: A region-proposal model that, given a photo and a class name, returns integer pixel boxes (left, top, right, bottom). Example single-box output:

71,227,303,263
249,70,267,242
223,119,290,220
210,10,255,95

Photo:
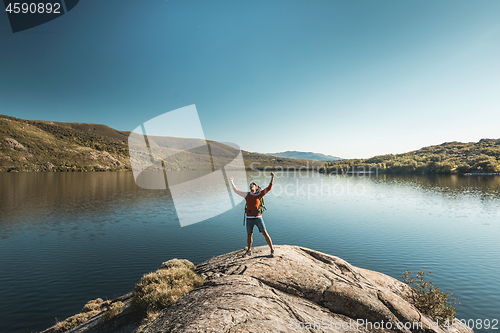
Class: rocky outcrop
3,137,27,151
44,162,55,170
41,245,473,333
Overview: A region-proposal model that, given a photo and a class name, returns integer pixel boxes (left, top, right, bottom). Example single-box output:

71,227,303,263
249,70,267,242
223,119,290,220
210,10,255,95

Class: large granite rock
41,245,473,333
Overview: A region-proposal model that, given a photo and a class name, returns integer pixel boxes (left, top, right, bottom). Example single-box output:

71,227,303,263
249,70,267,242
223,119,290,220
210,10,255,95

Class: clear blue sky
1,0,499,158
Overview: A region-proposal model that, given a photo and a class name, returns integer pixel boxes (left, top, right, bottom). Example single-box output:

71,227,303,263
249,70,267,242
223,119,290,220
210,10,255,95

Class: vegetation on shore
50,259,204,332
53,298,123,333
403,270,459,323
322,139,500,175
131,259,204,326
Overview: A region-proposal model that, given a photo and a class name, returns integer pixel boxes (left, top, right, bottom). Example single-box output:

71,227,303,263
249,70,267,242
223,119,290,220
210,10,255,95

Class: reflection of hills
0,172,170,238
1,114,323,172
376,174,500,199
2,172,499,237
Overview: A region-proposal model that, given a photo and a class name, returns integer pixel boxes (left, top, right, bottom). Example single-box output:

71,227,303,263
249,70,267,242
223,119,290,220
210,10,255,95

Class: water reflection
0,171,499,333
368,174,500,203
373,174,500,194
0,172,175,238
2,172,498,237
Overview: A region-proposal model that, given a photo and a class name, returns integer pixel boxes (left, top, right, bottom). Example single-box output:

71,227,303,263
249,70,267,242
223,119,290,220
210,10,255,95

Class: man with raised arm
230,173,275,257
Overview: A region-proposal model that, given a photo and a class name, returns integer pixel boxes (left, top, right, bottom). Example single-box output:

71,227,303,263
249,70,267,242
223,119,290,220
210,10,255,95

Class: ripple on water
1,172,499,333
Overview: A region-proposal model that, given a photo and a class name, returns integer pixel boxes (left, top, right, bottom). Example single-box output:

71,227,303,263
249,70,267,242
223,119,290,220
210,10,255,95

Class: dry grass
159,258,194,270
101,301,124,323
136,311,161,333
131,259,204,318
51,259,203,332
81,298,103,312
54,310,100,333
54,298,113,332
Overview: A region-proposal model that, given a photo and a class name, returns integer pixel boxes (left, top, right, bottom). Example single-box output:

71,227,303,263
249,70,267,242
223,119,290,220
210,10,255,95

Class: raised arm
260,172,275,196
229,177,248,198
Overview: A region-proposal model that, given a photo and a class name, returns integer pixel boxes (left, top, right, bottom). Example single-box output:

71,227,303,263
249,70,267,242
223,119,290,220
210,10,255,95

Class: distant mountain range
266,151,344,161
0,114,324,172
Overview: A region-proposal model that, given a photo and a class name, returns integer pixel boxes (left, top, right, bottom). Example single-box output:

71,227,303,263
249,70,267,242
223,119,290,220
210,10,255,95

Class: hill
266,150,343,161
324,139,500,175
0,114,323,172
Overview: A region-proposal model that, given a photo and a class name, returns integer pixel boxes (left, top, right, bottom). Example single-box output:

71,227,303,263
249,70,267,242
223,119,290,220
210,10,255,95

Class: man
230,173,275,257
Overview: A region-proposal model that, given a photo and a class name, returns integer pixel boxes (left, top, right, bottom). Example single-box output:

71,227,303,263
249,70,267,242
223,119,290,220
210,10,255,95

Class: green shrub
131,262,204,318
402,270,459,322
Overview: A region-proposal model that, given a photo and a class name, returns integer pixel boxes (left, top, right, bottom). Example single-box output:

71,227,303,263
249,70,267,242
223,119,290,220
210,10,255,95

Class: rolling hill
324,139,500,174
0,114,323,172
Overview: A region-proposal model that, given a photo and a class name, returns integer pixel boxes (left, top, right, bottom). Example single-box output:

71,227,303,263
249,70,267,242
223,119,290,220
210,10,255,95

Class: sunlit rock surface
41,245,473,333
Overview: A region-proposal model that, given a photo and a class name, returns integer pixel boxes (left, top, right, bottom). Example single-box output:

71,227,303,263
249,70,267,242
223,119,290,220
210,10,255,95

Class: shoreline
2,168,499,176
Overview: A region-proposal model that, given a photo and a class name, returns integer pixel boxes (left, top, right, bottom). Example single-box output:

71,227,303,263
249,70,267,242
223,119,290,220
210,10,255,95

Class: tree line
322,139,500,175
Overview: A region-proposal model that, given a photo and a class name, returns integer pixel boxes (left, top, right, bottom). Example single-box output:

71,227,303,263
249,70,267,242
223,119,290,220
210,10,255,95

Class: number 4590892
5,2,61,14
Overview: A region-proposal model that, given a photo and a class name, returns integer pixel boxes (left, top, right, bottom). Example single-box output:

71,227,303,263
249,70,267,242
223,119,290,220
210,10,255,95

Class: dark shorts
246,217,266,234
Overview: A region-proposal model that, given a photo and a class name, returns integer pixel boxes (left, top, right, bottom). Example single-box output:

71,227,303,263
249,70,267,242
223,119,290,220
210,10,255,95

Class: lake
0,171,499,333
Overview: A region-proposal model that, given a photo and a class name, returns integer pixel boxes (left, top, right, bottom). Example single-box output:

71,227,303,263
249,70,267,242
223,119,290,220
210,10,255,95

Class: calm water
0,171,499,333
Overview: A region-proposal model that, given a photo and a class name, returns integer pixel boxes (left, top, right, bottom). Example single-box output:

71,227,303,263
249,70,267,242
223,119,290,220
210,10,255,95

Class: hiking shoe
244,249,252,256
270,249,275,258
